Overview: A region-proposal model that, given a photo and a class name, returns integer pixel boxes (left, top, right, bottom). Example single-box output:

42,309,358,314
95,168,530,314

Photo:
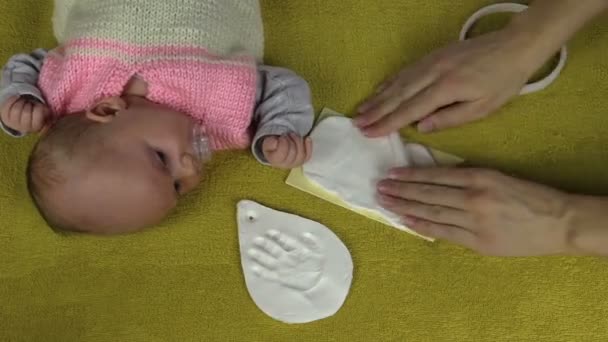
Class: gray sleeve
251,65,315,164
0,49,48,137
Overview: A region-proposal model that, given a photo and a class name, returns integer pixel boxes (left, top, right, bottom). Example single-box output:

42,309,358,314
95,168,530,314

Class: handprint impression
247,229,325,292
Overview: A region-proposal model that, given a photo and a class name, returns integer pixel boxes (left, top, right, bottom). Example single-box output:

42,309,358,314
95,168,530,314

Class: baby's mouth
192,124,212,167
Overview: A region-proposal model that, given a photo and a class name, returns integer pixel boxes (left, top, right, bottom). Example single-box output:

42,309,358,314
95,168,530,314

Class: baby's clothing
0,53,313,164
0,0,313,164
40,47,258,152
56,0,264,61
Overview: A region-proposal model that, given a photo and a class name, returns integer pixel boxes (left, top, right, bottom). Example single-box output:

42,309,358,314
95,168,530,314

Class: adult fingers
406,217,478,249
377,180,468,209
356,67,437,129
387,167,481,188
417,101,490,133
361,81,457,137
378,195,471,228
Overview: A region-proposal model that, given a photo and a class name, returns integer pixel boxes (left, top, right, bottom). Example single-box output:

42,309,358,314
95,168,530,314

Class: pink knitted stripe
40,54,132,114
144,59,256,150
66,38,254,62
39,51,257,151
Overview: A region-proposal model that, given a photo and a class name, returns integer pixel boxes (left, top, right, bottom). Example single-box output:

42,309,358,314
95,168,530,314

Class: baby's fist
1,96,50,134
262,133,312,169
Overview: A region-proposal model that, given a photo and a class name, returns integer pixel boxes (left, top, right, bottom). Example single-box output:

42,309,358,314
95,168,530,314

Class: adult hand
377,167,574,256
356,28,535,136
356,0,608,137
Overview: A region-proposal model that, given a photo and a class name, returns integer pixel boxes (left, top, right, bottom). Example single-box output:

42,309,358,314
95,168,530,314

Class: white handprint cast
247,230,325,292
237,201,353,323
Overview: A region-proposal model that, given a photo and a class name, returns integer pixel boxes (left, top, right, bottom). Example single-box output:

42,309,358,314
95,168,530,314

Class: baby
0,0,314,235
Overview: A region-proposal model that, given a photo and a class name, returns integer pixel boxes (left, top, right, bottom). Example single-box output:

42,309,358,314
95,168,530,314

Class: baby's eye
155,151,168,166
173,181,182,194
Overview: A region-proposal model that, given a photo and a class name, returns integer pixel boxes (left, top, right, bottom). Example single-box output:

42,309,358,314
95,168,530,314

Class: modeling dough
302,116,436,230
237,200,353,324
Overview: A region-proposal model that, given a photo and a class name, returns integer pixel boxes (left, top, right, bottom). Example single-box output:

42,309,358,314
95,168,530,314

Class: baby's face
54,97,203,234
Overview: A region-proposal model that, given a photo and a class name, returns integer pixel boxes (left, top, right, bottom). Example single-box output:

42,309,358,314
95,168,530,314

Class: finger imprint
299,232,321,251
266,230,299,252
253,236,284,258
251,265,278,281
248,249,278,269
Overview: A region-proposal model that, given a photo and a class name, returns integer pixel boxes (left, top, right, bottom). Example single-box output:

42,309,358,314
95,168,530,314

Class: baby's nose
176,153,202,194
179,154,200,177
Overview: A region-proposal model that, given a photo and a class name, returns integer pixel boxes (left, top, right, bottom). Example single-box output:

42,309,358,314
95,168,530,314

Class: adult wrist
504,0,608,79
500,12,561,80
562,194,608,256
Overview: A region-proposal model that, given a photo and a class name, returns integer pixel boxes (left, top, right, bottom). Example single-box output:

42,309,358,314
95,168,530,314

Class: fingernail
388,171,401,179
402,216,416,227
417,120,434,133
353,116,366,127
357,103,370,113
377,194,395,206
377,180,390,193
388,168,407,179
361,128,374,137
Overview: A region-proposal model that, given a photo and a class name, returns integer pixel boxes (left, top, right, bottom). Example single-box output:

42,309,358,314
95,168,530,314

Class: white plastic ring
459,3,568,95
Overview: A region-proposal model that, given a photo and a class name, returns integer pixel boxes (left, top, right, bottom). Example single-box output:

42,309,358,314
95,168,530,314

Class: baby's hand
0,96,50,134
262,133,312,169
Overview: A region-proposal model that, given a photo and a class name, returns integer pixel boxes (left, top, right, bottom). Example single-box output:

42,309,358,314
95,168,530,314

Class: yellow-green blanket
2,1,608,341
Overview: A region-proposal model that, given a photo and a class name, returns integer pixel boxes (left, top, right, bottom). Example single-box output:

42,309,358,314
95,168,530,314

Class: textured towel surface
2,1,608,341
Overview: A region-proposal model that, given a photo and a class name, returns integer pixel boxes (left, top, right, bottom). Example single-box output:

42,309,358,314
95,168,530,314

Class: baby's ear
86,97,127,123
